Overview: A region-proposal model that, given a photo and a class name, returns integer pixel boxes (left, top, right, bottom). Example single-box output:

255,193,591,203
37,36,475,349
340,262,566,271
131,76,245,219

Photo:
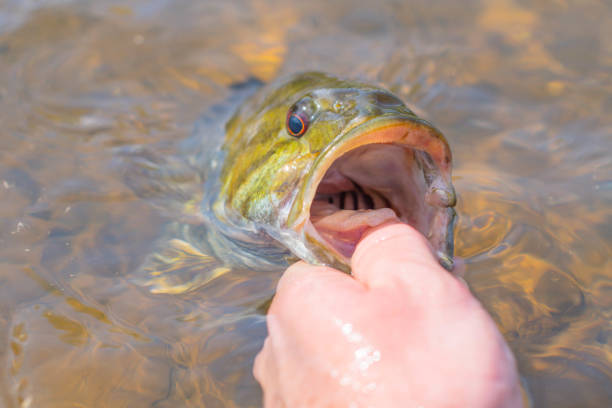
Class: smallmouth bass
131,72,456,293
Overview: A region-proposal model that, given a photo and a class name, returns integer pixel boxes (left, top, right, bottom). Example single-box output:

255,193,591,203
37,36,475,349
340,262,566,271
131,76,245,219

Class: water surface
0,0,610,407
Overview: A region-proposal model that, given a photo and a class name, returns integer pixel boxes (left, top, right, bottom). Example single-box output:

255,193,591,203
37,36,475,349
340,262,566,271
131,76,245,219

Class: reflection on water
0,0,610,406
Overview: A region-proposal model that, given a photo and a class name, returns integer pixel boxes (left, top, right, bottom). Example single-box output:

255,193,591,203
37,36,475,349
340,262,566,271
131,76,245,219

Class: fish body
132,72,456,292
203,72,455,271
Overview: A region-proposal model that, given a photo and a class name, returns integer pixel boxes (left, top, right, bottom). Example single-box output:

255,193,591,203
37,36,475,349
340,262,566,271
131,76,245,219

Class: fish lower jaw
310,206,400,260
302,142,456,271
305,202,455,272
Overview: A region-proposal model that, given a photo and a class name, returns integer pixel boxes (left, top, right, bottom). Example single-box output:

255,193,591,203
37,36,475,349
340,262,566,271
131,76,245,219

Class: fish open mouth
293,118,456,271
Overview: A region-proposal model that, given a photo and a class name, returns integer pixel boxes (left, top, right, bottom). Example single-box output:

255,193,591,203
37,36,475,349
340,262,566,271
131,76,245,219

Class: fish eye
286,110,309,138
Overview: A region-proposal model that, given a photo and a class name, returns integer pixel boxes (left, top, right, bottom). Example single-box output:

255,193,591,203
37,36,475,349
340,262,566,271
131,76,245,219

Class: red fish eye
286,111,308,137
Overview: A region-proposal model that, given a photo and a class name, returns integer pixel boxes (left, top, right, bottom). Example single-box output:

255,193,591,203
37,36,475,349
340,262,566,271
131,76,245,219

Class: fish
128,72,456,294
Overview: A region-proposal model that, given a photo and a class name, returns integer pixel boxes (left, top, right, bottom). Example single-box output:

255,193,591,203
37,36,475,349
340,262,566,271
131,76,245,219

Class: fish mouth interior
307,142,438,263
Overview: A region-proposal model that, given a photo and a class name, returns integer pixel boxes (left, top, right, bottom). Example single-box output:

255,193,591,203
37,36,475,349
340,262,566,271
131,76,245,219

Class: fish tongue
311,206,400,258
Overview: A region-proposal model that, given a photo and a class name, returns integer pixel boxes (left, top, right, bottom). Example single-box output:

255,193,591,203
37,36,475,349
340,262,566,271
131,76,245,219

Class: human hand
254,223,523,407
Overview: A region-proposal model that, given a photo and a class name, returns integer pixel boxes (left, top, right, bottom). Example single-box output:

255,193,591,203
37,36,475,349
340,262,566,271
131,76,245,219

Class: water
0,0,610,406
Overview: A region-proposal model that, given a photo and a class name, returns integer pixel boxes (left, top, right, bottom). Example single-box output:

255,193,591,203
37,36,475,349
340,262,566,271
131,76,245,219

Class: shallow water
0,0,610,406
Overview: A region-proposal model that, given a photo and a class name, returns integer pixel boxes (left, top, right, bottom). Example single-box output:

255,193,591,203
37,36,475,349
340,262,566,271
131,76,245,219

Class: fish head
214,72,456,272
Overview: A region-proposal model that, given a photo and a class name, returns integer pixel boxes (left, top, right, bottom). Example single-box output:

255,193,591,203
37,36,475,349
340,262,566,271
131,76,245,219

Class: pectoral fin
131,239,230,295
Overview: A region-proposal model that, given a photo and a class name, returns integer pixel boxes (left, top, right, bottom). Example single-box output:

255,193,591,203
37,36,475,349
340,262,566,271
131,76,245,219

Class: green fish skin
201,71,456,274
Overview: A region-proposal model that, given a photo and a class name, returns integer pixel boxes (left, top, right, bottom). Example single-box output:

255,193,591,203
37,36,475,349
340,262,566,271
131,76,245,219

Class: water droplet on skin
363,382,377,393
354,346,370,359
354,346,381,372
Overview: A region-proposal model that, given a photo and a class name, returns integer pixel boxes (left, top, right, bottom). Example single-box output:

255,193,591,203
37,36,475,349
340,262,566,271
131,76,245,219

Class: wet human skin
254,223,523,408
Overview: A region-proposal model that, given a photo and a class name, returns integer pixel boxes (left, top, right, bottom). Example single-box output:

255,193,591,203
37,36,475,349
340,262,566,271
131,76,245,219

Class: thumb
351,223,461,297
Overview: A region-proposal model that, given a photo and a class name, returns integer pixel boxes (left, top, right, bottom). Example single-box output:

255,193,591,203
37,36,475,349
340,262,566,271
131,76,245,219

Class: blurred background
0,0,610,407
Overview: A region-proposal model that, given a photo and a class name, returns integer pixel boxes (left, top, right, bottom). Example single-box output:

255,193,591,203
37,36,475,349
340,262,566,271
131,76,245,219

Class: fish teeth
315,188,391,212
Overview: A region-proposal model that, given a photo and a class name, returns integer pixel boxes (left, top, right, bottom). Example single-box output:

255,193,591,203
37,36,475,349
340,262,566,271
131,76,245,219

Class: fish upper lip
287,114,456,270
